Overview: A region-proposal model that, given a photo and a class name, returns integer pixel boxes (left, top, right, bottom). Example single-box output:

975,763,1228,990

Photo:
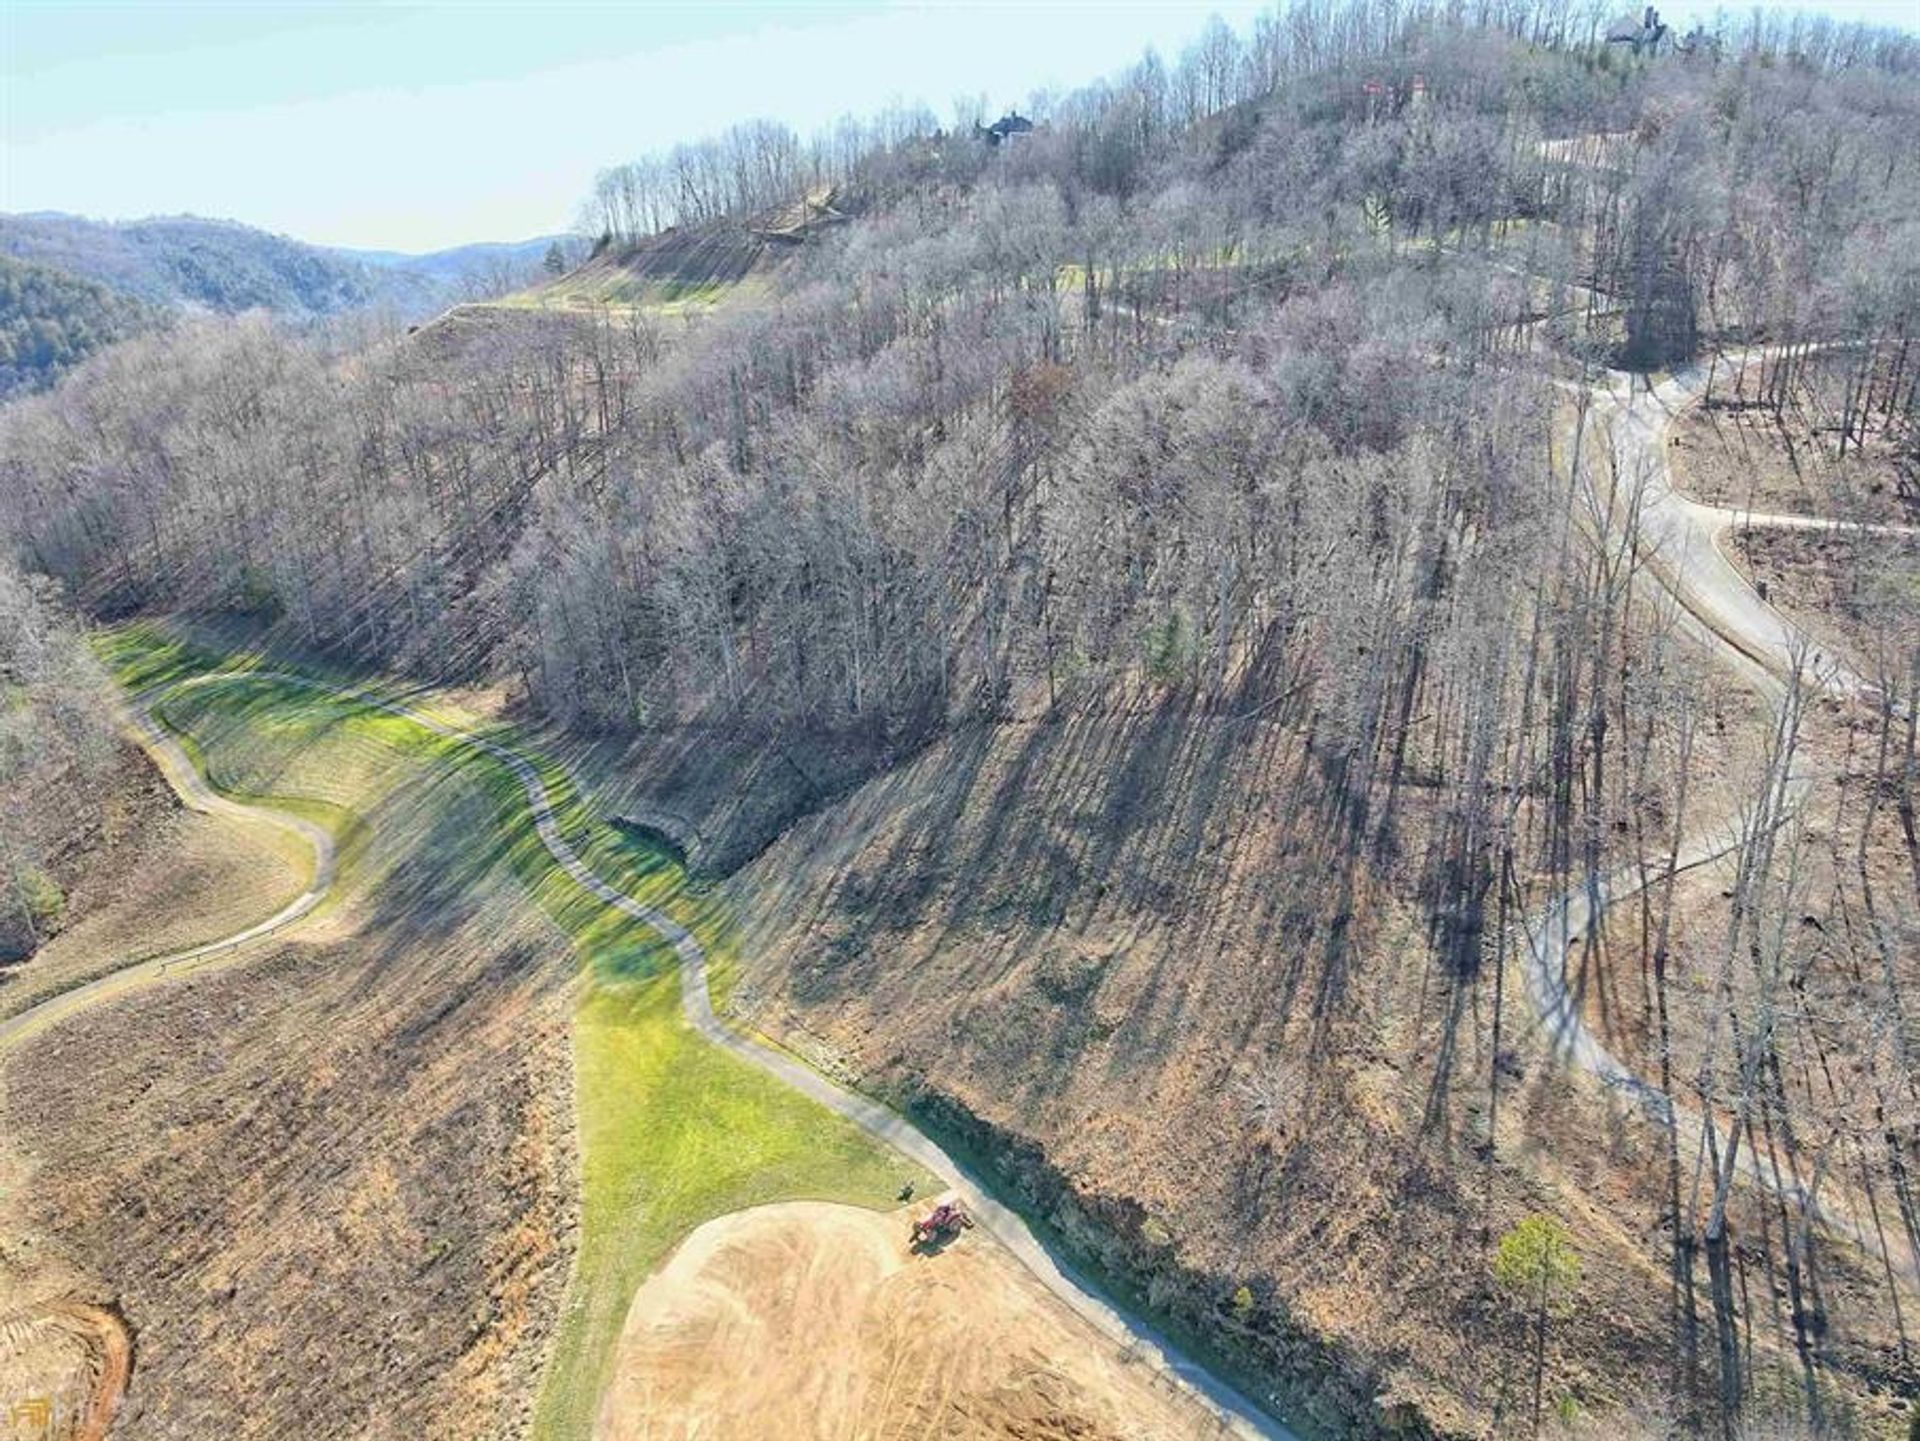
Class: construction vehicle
910,1199,973,1248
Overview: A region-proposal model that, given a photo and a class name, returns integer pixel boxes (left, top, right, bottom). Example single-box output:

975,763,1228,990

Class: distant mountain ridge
0,212,579,395
332,234,575,286
0,212,578,321
0,213,403,318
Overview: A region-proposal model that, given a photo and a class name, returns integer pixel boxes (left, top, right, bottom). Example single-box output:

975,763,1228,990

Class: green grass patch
545,973,921,1438
19,867,64,931
154,706,375,895
103,629,934,1441
92,620,254,694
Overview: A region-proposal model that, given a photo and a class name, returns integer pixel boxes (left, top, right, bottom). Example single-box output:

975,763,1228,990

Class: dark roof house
1606,5,1670,53
978,113,1035,147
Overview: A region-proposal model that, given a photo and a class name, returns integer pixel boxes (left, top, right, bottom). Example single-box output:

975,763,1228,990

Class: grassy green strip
100,629,933,1440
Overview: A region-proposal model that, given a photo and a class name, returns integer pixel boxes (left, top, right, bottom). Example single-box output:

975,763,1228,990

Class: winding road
2,671,1290,1440
0,702,334,1053
1523,355,1920,1284
11,351,1911,1438
0,701,304,1441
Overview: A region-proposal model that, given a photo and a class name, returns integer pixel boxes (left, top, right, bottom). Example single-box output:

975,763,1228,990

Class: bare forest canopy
7,0,1915,741
580,0,1919,242
4,1,1920,1434
0,560,115,961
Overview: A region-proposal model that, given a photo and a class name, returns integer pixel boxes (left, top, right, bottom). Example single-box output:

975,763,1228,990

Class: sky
4,0,1916,255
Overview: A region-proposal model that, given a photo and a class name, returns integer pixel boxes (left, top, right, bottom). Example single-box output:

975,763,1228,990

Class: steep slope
518,223,784,310
1,655,581,1440
5,8,1919,1437
0,563,132,965
723,710,1541,1433
0,254,159,395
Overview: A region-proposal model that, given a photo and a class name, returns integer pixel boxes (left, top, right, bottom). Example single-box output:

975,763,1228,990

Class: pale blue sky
4,1,1915,253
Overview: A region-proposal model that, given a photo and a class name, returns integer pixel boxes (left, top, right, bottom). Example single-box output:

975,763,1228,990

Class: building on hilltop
978,113,1035,147
1606,5,1670,54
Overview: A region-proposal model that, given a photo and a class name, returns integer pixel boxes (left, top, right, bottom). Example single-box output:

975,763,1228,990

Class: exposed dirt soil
0,787,305,1023
0,1301,126,1441
0,755,579,1440
1671,353,1918,525
532,225,783,311
1566,386,1920,1427
1,728,168,967
1722,526,1920,682
595,1200,1224,1441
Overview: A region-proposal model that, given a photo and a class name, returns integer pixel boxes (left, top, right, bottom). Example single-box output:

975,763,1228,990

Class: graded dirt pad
0,1301,129,1441
596,1201,1224,1441
0,1305,111,1441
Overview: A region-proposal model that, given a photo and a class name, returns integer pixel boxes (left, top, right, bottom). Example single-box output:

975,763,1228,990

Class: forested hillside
0,213,412,316
9,11,1913,730
0,253,158,395
0,563,118,961
4,1,1919,1434
0,213,567,326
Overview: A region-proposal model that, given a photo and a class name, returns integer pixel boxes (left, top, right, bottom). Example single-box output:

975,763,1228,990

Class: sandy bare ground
596,1200,1230,1441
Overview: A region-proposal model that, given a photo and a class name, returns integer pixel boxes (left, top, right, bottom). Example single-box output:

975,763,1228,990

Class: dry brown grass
0,799,305,1024
0,716,578,1440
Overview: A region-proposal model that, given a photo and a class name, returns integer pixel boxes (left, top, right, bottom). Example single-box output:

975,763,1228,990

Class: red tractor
910,1199,974,1248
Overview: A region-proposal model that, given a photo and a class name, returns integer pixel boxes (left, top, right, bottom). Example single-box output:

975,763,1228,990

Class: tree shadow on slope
759,682,1389,1130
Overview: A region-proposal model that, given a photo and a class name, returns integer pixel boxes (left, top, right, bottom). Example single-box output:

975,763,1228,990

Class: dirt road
0,700,333,1054
1523,356,1920,1284
10,669,1292,1440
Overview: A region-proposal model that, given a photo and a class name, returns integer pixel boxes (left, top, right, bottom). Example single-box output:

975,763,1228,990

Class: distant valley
0,211,576,393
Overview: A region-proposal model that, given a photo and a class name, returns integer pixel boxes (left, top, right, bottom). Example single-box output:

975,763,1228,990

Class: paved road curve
0,702,335,1052
11,669,1294,1440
